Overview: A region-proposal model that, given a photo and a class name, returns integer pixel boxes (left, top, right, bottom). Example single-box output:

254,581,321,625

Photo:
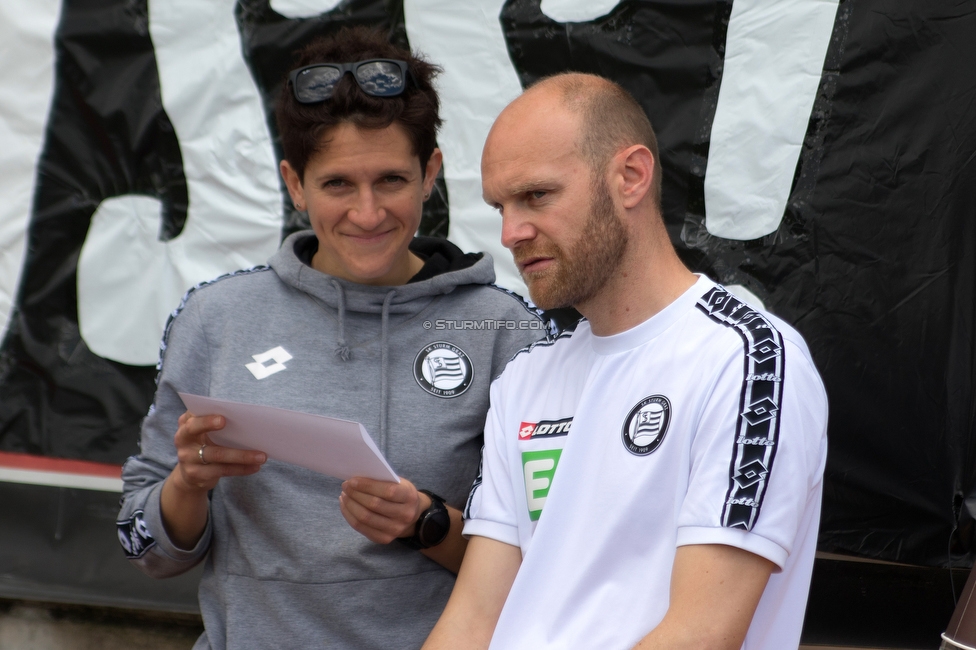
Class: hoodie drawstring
331,280,351,361
379,289,396,453
326,280,396,453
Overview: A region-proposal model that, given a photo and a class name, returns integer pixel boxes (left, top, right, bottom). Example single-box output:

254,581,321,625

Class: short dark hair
534,73,662,208
275,27,442,181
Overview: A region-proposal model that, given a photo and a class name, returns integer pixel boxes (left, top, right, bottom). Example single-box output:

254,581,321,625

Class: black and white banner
1,0,975,608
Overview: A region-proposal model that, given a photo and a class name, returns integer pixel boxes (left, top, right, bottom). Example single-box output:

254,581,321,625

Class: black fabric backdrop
0,0,974,587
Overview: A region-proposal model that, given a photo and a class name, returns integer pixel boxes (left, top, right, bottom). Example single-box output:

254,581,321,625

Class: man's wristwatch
398,490,450,550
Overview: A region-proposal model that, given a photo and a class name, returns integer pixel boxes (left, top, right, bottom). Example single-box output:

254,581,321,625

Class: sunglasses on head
288,59,410,104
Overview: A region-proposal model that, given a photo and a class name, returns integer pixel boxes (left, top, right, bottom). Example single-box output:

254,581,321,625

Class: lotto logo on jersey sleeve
518,417,573,440
522,449,562,521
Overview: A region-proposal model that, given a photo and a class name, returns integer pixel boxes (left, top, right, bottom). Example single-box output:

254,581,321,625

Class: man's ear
423,148,444,197
614,145,655,210
280,159,304,206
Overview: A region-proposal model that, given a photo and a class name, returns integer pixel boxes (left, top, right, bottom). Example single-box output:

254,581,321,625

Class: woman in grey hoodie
117,27,549,649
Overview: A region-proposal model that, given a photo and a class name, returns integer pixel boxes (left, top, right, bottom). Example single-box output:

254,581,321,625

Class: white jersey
464,276,828,650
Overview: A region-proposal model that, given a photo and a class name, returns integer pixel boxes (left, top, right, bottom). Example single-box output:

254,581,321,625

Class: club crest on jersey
414,342,473,398
622,395,671,456
518,417,573,440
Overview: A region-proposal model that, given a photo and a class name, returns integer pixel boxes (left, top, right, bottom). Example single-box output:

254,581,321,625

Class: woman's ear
280,159,305,208
422,148,444,198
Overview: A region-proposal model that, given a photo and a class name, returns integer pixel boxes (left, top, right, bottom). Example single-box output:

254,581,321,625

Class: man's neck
577,241,697,337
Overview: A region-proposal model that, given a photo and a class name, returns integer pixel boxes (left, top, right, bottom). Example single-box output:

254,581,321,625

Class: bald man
423,74,828,650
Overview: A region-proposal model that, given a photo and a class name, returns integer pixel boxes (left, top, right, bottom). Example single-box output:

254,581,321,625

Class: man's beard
515,179,629,311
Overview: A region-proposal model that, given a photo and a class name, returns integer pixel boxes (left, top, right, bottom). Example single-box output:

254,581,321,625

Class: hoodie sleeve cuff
143,481,213,562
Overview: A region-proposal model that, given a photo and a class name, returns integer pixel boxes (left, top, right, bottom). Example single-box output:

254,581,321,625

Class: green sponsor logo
521,449,562,521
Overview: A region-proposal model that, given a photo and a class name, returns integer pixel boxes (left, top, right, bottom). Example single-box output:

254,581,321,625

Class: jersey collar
587,275,715,356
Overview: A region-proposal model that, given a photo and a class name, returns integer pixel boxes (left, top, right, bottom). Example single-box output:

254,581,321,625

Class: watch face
418,504,451,548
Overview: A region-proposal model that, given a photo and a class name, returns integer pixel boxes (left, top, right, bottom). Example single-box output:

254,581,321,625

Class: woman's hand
339,476,469,573
339,476,426,544
170,411,267,493
160,411,267,549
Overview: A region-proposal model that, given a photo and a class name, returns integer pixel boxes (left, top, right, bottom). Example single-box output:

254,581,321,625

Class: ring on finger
198,444,209,465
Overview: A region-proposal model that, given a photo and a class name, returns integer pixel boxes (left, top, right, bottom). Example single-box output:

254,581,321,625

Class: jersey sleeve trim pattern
463,446,484,521
487,284,560,339
695,286,785,532
506,327,575,366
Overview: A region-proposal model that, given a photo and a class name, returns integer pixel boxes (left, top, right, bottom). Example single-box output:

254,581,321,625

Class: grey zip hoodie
118,232,549,649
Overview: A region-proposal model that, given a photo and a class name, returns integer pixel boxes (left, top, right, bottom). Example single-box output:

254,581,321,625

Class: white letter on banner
541,0,837,242
539,0,619,22
76,0,282,366
0,1,60,343
404,0,527,295
706,0,839,240
269,0,342,18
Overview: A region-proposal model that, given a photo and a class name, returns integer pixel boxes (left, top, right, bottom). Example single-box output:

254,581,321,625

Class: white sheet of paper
178,393,399,483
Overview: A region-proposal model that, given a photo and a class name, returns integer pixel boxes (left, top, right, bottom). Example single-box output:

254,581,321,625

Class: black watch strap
398,490,450,550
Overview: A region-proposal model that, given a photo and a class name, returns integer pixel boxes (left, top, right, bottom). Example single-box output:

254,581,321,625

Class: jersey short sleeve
463,379,521,548
675,331,828,570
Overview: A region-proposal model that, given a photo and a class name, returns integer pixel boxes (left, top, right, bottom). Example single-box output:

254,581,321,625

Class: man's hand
633,544,775,650
423,536,522,648
339,476,469,573
339,476,425,544
161,411,267,549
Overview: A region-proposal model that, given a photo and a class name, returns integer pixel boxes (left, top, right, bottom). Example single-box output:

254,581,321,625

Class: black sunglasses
288,59,410,104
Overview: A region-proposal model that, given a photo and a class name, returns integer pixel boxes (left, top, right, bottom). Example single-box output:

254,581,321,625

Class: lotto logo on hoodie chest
414,342,473,398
